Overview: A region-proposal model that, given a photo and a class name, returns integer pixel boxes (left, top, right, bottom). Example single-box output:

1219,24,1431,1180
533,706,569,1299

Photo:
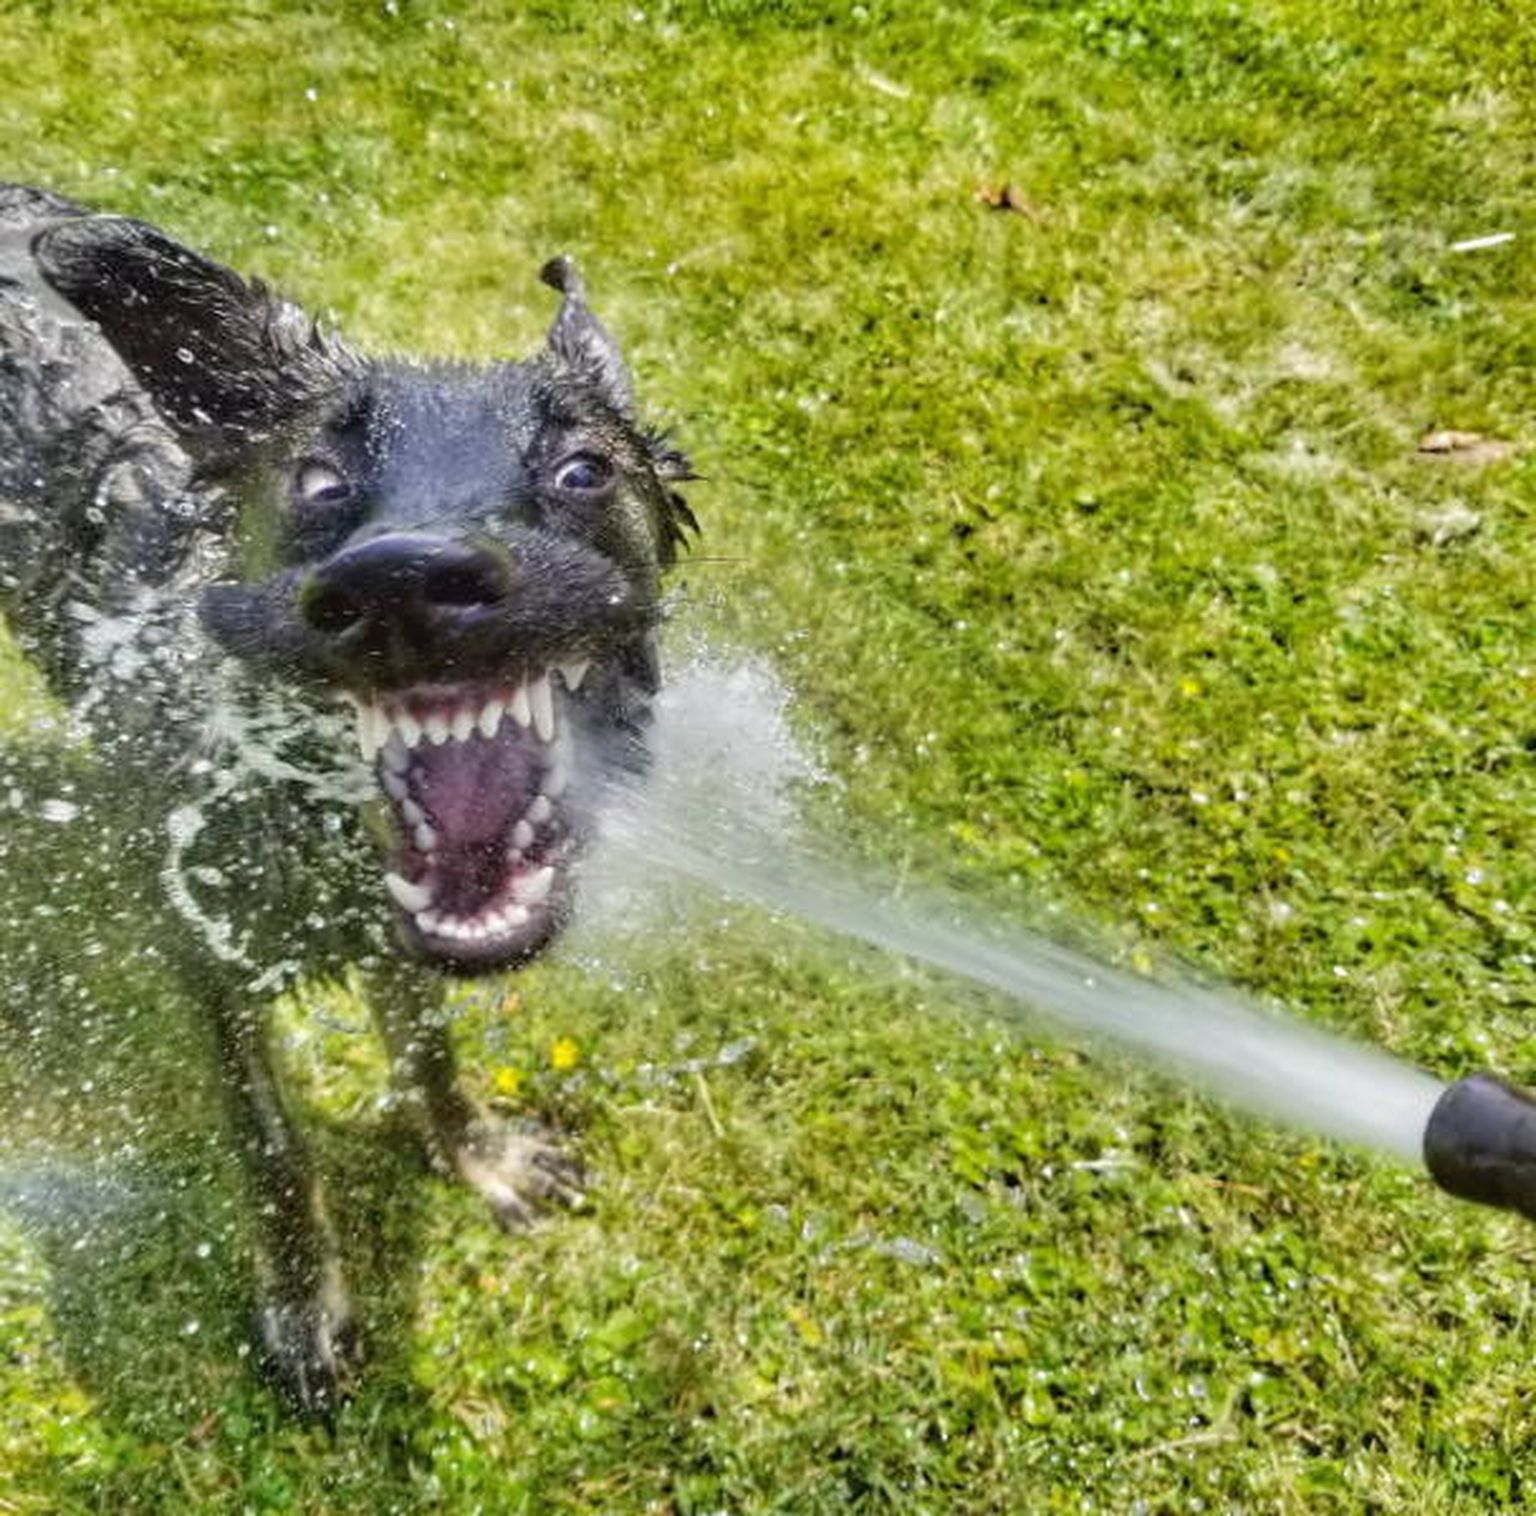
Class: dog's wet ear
539,255,634,415
34,214,342,446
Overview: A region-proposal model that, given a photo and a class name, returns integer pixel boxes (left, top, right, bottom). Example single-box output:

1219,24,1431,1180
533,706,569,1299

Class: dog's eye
295,461,353,510
553,452,615,496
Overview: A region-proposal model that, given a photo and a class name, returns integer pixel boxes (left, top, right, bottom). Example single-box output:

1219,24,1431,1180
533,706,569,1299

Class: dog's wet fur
0,182,694,1413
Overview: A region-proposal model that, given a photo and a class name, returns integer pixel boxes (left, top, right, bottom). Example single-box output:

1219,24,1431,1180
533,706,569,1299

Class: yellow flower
550,1037,581,1072
493,1066,525,1098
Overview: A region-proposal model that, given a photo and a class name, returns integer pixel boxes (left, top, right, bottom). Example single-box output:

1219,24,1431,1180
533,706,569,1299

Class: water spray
587,660,1536,1231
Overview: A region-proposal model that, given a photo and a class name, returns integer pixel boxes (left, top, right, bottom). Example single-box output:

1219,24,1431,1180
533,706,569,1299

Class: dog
0,182,695,1413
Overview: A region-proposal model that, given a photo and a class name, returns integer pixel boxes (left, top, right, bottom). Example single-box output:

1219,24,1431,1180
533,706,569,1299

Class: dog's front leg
368,969,584,1231
202,981,357,1415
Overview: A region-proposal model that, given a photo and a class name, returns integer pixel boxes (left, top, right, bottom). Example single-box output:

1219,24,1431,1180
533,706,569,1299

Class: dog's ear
33,214,340,446
539,256,634,415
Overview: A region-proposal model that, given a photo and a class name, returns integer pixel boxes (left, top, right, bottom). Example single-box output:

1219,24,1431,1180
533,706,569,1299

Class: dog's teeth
544,762,569,799
351,700,382,761
513,865,554,906
504,903,530,928
401,797,427,828
558,660,590,693
382,732,411,774
425,712,451,746
529,675,555,743
414,822,438,853
382,768,409,802
528,794,553,825
394,709,423,749
450,707,476,744
385,872,433,913
512,818,535,851
508,684,532,730
478,697,506,739
417,909,441,934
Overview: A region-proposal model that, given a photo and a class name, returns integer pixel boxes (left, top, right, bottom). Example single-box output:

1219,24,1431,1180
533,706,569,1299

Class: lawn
2,0,1536,1509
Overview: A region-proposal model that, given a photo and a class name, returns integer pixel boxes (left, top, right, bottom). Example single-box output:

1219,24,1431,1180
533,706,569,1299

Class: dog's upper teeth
477,697,505,740
528,794,553,826
424,712,451,746
529,674,555,743
394,708,424,749
385,872,433,913
450,707,477,744
558,660,590,693
508,684,532,730
352,700,389,762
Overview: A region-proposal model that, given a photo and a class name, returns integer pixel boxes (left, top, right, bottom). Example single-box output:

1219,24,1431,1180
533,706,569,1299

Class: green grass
4,0,1536,1508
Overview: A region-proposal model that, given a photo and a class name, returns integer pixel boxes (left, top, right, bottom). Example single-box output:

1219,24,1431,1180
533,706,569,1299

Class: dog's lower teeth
513,818,534,851
528,794,553,825
514,866,554,906
413,822,437,852
386,872,433,913
382,734,410,774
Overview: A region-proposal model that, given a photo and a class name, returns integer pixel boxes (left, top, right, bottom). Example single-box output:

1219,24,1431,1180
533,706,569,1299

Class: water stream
586,656,1446,1165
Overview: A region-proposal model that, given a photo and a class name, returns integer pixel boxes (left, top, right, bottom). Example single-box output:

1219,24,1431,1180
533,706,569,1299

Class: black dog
0,182,694,1412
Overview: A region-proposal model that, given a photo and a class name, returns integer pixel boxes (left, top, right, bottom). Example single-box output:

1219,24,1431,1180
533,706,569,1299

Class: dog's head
35,215,695,972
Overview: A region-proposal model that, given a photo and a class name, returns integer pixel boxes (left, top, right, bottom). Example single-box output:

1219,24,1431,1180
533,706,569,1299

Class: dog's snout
301,534,512,637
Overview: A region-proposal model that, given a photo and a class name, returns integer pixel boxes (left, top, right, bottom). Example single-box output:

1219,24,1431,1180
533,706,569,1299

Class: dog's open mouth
349,663,590,969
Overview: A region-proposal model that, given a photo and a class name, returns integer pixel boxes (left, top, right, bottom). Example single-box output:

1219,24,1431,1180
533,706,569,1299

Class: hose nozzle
1423,1073,1536,1223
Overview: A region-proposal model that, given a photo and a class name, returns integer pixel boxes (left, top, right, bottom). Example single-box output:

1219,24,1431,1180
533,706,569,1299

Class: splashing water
585,654,1445,1165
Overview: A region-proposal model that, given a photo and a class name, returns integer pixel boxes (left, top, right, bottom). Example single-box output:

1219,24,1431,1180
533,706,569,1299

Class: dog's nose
301,533,513,640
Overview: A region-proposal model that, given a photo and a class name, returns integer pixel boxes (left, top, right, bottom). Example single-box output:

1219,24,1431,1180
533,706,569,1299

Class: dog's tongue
405,734,537,915
411,734,534,847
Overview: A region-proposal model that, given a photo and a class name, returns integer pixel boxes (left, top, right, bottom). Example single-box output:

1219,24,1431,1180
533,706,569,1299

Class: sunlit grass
3,0,1536,1509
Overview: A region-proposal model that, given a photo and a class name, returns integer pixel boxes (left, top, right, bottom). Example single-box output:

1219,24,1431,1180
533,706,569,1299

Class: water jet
589,659,1536,1232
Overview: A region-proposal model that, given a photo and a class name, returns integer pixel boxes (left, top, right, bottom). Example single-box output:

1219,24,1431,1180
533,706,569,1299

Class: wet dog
0,182,694,1412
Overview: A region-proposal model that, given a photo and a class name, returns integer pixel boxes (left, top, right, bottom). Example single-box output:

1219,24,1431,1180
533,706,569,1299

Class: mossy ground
2,0,1536,1509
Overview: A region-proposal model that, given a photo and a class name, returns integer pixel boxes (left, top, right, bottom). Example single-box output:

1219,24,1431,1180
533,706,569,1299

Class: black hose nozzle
1423,1073,1536,1224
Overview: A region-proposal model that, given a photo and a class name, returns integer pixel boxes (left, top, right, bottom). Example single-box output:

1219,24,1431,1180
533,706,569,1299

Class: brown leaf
974,183,1042,220
1415,429,1519,465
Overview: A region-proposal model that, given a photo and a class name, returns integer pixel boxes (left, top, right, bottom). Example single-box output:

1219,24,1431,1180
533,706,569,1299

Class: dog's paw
254,1293,361,1420
451,1118,585,1231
